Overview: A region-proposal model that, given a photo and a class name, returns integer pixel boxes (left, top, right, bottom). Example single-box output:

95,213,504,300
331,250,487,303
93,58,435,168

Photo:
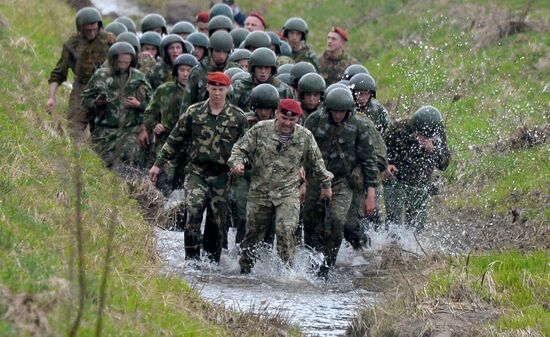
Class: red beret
331,26,348,42
196,12,209,23
207,71,231,86
279,99,303,116
248,11,266,29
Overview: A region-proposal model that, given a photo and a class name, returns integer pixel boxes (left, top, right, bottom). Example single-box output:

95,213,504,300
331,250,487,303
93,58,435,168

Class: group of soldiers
47,4,451,277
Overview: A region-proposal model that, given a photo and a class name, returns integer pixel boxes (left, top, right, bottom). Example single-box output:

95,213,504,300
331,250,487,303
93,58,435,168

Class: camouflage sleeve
143,89,163,130
228,123,258,169
357,120,381,189
80,72,101,113
435,129,451,171
48,44,71,85
154,112,191,167
303,110,320,131
187,69,200,105
303,129,333,189
364,117,388,173
136,80,153,112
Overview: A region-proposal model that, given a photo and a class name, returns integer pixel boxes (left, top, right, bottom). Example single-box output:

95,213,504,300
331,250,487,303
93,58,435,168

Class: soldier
229,98,333,274
186,32,209,62
139,31,162,74
341,64,369,81
319,27,359,86
241,31,271,52
149,72,247,262
230,28,249,49
81,42,152,171
384,106,450,232
209,3,235,21
208,15,234,36
195,12,209,35
140,13,167,36
282,17,319,71
244,11,266,32
114,16,137,34
303,88,378,277
46,7,115,140
147,34,187,90
297,73,326,120
105,21,127,37
232,47,294,111
288,61,317,94
170,21,196,40
228,48,251,72
141,54,198,195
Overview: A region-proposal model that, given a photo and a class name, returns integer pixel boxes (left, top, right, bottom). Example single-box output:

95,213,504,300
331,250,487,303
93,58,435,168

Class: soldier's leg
384,180,405,227
302,181,324,251
405,185,429,233
183,173,209,260
239,200,273,273
67,83,89,141
233,177,250,244
363,186,383,231
202,174,230,263
274,196,301,265
344,187,370,249
323,179,353,268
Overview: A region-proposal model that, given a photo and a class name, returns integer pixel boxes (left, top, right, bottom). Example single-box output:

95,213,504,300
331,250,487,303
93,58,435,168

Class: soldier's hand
123,96,140,108
364,187,376,216
231,163,245,176
384,165,397,180
46,97,56,114
299,182,307,203
140,51,153,60
320,188,332,201
139,128,149,147
153,123,166,135
149,165,160,185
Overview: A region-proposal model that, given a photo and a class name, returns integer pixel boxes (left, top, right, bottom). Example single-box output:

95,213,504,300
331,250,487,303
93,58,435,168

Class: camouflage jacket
292,45,319,71
318,51,358,86
276,55,295,68
138,56,159,76
231,75,295,111
49,31,115,85
147,60,173,91
384,119,450,186
304,111,379,189
81,67,152,132
155,99,247,173
228,120,333,206
356,98,390,136
143,81,188,153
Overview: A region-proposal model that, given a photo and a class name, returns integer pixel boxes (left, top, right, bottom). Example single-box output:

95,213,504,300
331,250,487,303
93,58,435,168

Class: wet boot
317,263,330,279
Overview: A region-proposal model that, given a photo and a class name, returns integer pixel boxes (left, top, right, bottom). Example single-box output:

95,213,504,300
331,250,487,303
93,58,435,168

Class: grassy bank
0,0,298,336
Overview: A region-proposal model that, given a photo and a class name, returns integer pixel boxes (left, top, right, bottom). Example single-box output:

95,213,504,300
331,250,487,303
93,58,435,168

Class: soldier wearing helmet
303,88,379,277
170,21,196,40
297,73,325,120
114,16,137,33
228,48,251,71
186,32,209,62
81,42,153,171
282,17,319,71
383,106,451,232
319,27,359,86
147,34,189,90
139,31,162,74
47,7,116,140
105,21,128,37
208,15,234,36
231,47,294,111
140,13,167,36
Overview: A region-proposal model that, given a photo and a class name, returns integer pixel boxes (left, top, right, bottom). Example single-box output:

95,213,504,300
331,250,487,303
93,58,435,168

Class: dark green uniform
292,45,319,71
231,76,294,111
318,51,358,86
146,60,172,91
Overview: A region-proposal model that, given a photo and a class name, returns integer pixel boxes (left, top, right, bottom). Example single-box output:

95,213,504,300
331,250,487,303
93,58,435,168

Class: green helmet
160,34,186,62
243,31,271,50
282,17,308,41
325,87,355,113
412,106,443,137
116,32,141,54
184,40,195,56
140,31,161,50
105,22,128,37
248,47,277,74
251,84,279,110
75,7,103,33
208,31,233,53
209,3,234,20
140,13,167,35
228,48,251,62
172,54,198,77
114,16,137,33
230,28,249,49
108,41,136,68
298,73,326,97
187,32,209,49
208,15,233,36
277,63,293,75
280,41,292,57
276,72,292,85
289,61,316,87
170,21,195,35
324,83,351,99
349,73,376,98
266,31,281,55
342,64,369,81
225,67,244,79
232,71,251,83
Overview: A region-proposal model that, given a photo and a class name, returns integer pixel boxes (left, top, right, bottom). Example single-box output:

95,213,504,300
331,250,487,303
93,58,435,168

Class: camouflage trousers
229,176,250,245
239,196,300,272
384,180,428,232
183,166,230,262
344,185,382,249
91,125,145,171
303,177,353,267
68,82,89,141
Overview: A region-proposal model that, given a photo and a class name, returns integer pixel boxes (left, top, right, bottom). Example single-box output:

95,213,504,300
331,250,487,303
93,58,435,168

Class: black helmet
170,21,196,35
342,64,369,81
289,61,316,87
208,31,234,53
75,7,103,33
187,32,209,49
140,31,161,51
412,106,444,137
114,16,137,33
140,13,167,35
208,15,233,36
209,3,234,20
108,41,136,68
228,48,251,62
172,54,198,77
105,22,128,37
160,34,186,63
230,28,249,49
243,31,271,51
248,47,277,74
282,17,308,41
251,83,279,110
324,83,351,99
224,67,244,79
298,73,326,97
349,73,376,98
325,88,355,113
277,63,293,75
116,32,141,54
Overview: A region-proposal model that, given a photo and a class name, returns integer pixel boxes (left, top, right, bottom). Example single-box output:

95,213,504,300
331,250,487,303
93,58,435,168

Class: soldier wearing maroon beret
319,26,359,86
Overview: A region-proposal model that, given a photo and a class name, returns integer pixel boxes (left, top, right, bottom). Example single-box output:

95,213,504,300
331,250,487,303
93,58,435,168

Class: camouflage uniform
228,120,333,272
318,51,358,86
146,60,173,91
276,55,295,68
303,112,379,267
231,76,294,111
81,67,152,170
155,99,247,261
384,119,450,231
357,99,390,136
48,31,115,138
292,46,319,71
138,56,158,76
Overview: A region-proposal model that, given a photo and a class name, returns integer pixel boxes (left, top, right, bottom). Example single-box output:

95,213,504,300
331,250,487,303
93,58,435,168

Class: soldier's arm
228,124,257,169
48,44,71,85
135,80,153,112
434,129,451,171
304,130,333,189
154,111,191,168
364,117,388,173
143,89,162,131
357,121,380,189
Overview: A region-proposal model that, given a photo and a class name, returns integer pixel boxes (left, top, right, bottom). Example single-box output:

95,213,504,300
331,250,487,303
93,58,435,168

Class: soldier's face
354,90,371,106
206,84,229,104
117,54,133,72
254,66,272,83
326,32,344,52
82,22,99,41
275,111,299,134
330,110,347,124
142,44,158,58
194,46,206,60
211,49,229,66
245,16,264,32
196,22,209,35
256,108,274,121
287,30,303,49
303,92,322,109
177,65,192,84
167,42,183,62
150,27,164,36
237,59,249,71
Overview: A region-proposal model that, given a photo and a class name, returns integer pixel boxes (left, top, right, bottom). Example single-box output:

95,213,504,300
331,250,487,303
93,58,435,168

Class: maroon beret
279,98,303,116
207,71,231,86
248,11,267,29
331,26,349,42
196,12,209,23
